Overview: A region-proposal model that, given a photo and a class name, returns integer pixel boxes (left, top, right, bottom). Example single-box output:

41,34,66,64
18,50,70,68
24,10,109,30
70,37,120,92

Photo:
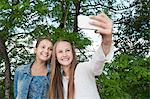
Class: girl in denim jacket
14,37,53,99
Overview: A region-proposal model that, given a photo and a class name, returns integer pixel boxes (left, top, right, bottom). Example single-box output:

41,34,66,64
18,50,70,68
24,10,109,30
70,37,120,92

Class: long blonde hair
49,39,77,99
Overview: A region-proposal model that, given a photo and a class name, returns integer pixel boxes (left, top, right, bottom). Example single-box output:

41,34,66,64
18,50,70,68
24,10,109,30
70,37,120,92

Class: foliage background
0,0,149,99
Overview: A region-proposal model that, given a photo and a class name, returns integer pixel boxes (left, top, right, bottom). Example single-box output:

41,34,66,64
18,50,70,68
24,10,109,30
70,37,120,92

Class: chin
61,63,71,67
41,58,49,62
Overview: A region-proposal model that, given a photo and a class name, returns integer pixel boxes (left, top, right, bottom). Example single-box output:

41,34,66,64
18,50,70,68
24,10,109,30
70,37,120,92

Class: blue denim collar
22,61,51,75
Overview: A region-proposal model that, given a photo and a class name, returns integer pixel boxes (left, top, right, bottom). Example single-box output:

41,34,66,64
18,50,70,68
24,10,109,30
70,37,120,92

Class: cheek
49,51,52,55
69,53,74,61
56,56,62,64
56,53,61,60
70,52,73,57
49,52,52,58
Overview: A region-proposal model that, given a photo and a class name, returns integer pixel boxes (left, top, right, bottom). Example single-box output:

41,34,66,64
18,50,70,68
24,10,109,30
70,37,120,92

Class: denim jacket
14,62,50,99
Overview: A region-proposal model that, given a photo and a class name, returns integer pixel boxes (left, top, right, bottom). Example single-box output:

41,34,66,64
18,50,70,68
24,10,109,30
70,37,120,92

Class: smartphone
77,15,99,30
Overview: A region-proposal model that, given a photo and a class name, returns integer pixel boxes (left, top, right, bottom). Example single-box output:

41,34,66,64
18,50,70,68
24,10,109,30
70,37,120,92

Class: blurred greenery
98,54,150,99
0,0,149,98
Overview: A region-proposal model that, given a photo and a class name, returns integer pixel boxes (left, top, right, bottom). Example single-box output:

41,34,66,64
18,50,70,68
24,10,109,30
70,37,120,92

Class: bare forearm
101,35,112,56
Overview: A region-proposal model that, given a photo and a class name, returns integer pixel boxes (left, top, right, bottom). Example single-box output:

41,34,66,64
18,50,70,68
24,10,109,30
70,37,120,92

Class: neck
62,66,70,77
33,60,46,68
31,60,48,76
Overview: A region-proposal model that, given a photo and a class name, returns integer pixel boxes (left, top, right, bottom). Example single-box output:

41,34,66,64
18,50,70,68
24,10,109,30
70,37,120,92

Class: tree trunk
59,0,70,29
73,0,81,32
0,38,12,99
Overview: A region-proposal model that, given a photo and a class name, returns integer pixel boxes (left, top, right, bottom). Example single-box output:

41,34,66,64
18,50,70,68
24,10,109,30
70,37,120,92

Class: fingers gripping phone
77,15,99,30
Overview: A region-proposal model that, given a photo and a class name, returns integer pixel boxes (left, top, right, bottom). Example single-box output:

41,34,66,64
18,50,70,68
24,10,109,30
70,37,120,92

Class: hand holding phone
78,15,99,30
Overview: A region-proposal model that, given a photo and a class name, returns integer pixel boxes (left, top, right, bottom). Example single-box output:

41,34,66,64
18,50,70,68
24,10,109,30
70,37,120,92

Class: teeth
42,53,48,57
62,58,69,61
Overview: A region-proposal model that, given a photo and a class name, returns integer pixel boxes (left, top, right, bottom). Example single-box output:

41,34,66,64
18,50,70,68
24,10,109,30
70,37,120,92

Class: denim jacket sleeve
14,67,19,98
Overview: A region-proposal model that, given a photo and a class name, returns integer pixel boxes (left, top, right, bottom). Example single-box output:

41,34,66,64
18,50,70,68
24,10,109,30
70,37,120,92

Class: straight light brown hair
49,39,77,99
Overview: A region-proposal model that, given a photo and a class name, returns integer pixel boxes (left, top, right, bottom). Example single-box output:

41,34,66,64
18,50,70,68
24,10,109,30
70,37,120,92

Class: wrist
102,35,112,45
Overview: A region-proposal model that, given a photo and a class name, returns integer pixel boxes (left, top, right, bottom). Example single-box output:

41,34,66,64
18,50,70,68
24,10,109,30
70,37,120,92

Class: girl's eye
66,49,70,52
50,48,52,51
48,47,52,51
58,50,63,53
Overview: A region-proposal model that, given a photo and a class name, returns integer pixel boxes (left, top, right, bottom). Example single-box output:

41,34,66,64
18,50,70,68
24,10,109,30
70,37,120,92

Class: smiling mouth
41,55,50,58
62,58,69,61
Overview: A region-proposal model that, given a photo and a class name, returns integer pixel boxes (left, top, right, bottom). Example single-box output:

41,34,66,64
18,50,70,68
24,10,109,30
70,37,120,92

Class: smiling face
55,41,73,67
34,39,53,63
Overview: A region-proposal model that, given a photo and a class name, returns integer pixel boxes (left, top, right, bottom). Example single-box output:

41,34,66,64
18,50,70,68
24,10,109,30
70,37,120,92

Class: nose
62,51,67,56
44,48,49,53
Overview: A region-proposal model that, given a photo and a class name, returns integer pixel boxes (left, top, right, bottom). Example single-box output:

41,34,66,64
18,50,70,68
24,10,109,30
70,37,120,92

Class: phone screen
77,15,98,30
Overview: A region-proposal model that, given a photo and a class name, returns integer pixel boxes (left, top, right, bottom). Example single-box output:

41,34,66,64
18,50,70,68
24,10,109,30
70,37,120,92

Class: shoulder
77,62,89,66
76,62,90,71
15,63,30,74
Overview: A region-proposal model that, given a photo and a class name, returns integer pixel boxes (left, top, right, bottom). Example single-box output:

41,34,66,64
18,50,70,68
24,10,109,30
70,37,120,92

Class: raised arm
86,13,114,75
90,13,113,56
